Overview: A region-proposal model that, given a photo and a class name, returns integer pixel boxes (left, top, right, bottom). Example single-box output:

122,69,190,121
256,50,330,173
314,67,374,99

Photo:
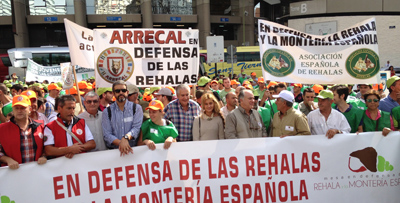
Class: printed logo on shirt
38,133,43,139
76,129,83,135
150,128,158,134
97,47,134,83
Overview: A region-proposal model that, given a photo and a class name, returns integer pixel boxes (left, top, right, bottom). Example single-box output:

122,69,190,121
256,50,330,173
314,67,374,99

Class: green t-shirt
141,119,179,144
220,88,235,104
1,102,12,124
238,77,247,84
254,87,267,97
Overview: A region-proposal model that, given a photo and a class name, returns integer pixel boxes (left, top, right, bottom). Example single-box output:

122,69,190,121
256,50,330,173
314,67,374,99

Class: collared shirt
102,101,143,148
32,112,49,125
44,96,56,118
379,94,399,113
0,118,39,163
78,111,108,151
271,108,311,137
298,101,318,116
48,111,58,123
307,108,351,135
164,99,201,141
220,105,236,118
44,117,94,146
225,106,267,138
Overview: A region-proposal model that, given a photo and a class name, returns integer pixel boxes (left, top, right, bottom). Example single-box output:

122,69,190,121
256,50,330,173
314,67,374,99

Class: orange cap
78,81,92,90
21,90,37,99
313,85,324,94
211,80,218,85
142,92,153,102
230,80,240,85
146,100,164,111
242,80,250,85
267,81,278,88
244,83,253,90
12,95,31,107
66,87,85,95
251,72,256,76
258,77,265,83
165,86,175,95
48,83,62,91
373,83,383,90
92,82,96,88
294,83,302,88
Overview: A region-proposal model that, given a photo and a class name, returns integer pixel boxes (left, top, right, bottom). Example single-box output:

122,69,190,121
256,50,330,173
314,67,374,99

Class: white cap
155,88,173,96
273,90,294,103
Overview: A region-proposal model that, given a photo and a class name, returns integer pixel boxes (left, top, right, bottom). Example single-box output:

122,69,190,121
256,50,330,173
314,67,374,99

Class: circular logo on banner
346,49,380,79
76,129,83,135
97,47,134,83
262,49,295,77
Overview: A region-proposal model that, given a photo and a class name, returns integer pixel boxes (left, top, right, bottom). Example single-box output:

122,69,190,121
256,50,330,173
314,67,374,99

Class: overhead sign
93,29,199,87
258,18,380,84
170,17,181,21
206,36,224,63
44,17,58,22
106,16,122,21
0,132,399,202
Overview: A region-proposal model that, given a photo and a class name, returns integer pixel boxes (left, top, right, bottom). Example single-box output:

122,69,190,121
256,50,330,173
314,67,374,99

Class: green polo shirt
141,119,179,144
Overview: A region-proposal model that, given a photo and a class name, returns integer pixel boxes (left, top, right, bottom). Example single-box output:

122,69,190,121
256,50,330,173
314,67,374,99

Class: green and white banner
258,18,380,84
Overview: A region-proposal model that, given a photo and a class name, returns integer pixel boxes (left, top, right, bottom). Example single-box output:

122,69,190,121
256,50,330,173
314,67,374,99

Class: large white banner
0,132,399,202
26,59,95,83
258,18,380,84
93,29,199,88
64,18,95,69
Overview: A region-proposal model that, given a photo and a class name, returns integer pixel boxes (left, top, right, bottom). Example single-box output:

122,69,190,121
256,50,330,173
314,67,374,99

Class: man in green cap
97,87,113,111
380,76,400,113
331,85,363,133
307,90,351,138
197,76,211,90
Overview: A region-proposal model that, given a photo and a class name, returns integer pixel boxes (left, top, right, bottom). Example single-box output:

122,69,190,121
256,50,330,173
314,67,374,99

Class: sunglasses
114,89,127,93
86,100,99,104
366,99,379,103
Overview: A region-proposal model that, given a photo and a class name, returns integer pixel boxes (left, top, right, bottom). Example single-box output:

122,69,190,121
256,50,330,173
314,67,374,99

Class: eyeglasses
86,100,99,104
366,99,379,103
114,89,127,93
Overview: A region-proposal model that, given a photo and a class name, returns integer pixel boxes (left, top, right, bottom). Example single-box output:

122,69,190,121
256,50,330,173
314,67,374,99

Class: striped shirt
164,99,201,141
102,101,143,148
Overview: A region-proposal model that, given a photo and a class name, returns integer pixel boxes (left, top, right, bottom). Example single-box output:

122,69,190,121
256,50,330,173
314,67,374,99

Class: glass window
0,0,12,16
243,52,260,61
88,0,141,14
29,0,73,15
152,0,194,14
32,53,50,66
1,56,12,67
51,53,70,66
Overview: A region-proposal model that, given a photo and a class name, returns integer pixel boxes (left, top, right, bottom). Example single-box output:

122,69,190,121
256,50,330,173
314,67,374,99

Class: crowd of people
0,71,397,169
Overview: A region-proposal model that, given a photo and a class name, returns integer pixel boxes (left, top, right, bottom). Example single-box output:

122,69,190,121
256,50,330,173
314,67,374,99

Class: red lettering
204,186,213,203
88,171,100,194
229,157,238,178
312,152,321,172
102,169,113,191
144,30,154,43
123,31,133,44
192,159,201,180
299,180,309,200
138,164,150,185
220,185,229,203
152,191,162,203
242,184,252,201
109,31,122,44
139,193,149,202
122,194,136,203
231,184,240,203
163,160,173,182
66,174,80,197
257,155,266,176
115,167,123,189
165,31,178,44
245,156,255,176
208,158,217,179
155,31,165,44
125,165,136,187
164,188,172,202
53,176,64,200
218,157,228,178
281,154,290,174
152,162,161,184
134,31,144,43
185,187,194,203
254,183,263,202
278,181,288,202
179,160,190,180
265,182,276,202
177,31,186,43
268,154,278,175
291,153,300,173
174,187,183,203
290,181,299,201
301,153,310,173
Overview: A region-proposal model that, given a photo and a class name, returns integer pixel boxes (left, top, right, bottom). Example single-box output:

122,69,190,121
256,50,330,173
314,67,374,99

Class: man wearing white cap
271,90,310,137
155,88,173,108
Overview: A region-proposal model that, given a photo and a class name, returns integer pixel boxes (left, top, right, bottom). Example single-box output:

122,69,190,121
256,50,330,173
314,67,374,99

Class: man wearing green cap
0,84,12,123
307,90,351,138
379,76,400,113
197,76,211,89
98,87,113,111
220,77,235,104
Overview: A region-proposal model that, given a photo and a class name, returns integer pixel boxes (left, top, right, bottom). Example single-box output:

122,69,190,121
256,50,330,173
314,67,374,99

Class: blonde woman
192,93,225,140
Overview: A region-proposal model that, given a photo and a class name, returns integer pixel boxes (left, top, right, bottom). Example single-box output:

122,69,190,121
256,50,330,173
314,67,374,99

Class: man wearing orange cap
22,90,49,124
293,84,303,103
254,77,267,98
78,81,92,96
66,86,85,115
45,83,61,118
231,80,240,90
44,95,96,158
0,95,47,169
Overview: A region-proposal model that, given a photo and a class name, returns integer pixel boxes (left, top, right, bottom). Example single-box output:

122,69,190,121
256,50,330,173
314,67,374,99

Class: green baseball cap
149,87,161,94
218,79,223,84
197,76,211,86
3,80,9,84
97,87,112,96
387,76,400,88
316,90,334,99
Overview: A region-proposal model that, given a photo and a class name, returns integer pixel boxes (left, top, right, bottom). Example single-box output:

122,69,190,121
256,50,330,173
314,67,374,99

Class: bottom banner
0,132,399,202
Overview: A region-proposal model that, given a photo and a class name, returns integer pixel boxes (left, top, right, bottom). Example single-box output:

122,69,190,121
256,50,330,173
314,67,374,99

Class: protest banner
0,132,399,202
60,62,74,89
258,18,380,84
26,59,95,83
93,28,199,88
64,18,95,69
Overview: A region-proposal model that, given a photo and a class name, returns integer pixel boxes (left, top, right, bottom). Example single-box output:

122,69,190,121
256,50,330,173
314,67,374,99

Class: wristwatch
123,134,130,140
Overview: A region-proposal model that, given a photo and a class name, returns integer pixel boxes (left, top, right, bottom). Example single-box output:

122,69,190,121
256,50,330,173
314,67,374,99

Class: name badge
124,117,133,122
285,126,294,131
150,128,158,134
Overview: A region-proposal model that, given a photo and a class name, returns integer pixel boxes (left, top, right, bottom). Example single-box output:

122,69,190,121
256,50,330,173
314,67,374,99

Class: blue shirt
164,99,201,141
379,95,399,113
102,101,143,148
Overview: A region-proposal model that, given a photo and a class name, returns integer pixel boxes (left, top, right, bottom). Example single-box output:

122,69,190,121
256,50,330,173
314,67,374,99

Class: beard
118,95,127,102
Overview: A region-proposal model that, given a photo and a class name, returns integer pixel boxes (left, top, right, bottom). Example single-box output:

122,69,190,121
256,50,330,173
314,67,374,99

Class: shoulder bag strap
55,119,83,144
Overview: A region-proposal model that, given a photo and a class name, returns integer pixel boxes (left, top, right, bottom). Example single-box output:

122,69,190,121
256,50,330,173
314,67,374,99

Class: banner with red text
93,29,199,88
64,18,95,69
0,132,399,202
258,18,380,84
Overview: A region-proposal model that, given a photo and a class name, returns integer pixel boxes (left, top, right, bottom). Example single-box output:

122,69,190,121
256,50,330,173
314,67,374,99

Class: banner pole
73,65,84,114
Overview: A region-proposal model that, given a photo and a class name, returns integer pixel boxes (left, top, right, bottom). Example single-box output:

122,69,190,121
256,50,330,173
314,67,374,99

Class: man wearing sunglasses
78,91,107,151
332,85,364,133
102,80,143,156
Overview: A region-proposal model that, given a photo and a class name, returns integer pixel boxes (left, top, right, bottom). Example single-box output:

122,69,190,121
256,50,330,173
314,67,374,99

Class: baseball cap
155,88,173,96
267,81,278,88
149,87,161,94
21,90,37,99
97,87,112,96
312,84,324,94
372,83,384,91
251,72,256,76
387,76,400,88
146,100,164,111
230,80,240,85
316,90,334,99
273,90,294,102
78,81,92,90
66,87,84,95
198,76,211,86
258,77,265,83
165,86,175,95
243,83,253,90
211,80,218,85
127,84,139,94
294,83,302,88
218,79,223,84
48,83,62,91
142,92,153,102
12,95,31,107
